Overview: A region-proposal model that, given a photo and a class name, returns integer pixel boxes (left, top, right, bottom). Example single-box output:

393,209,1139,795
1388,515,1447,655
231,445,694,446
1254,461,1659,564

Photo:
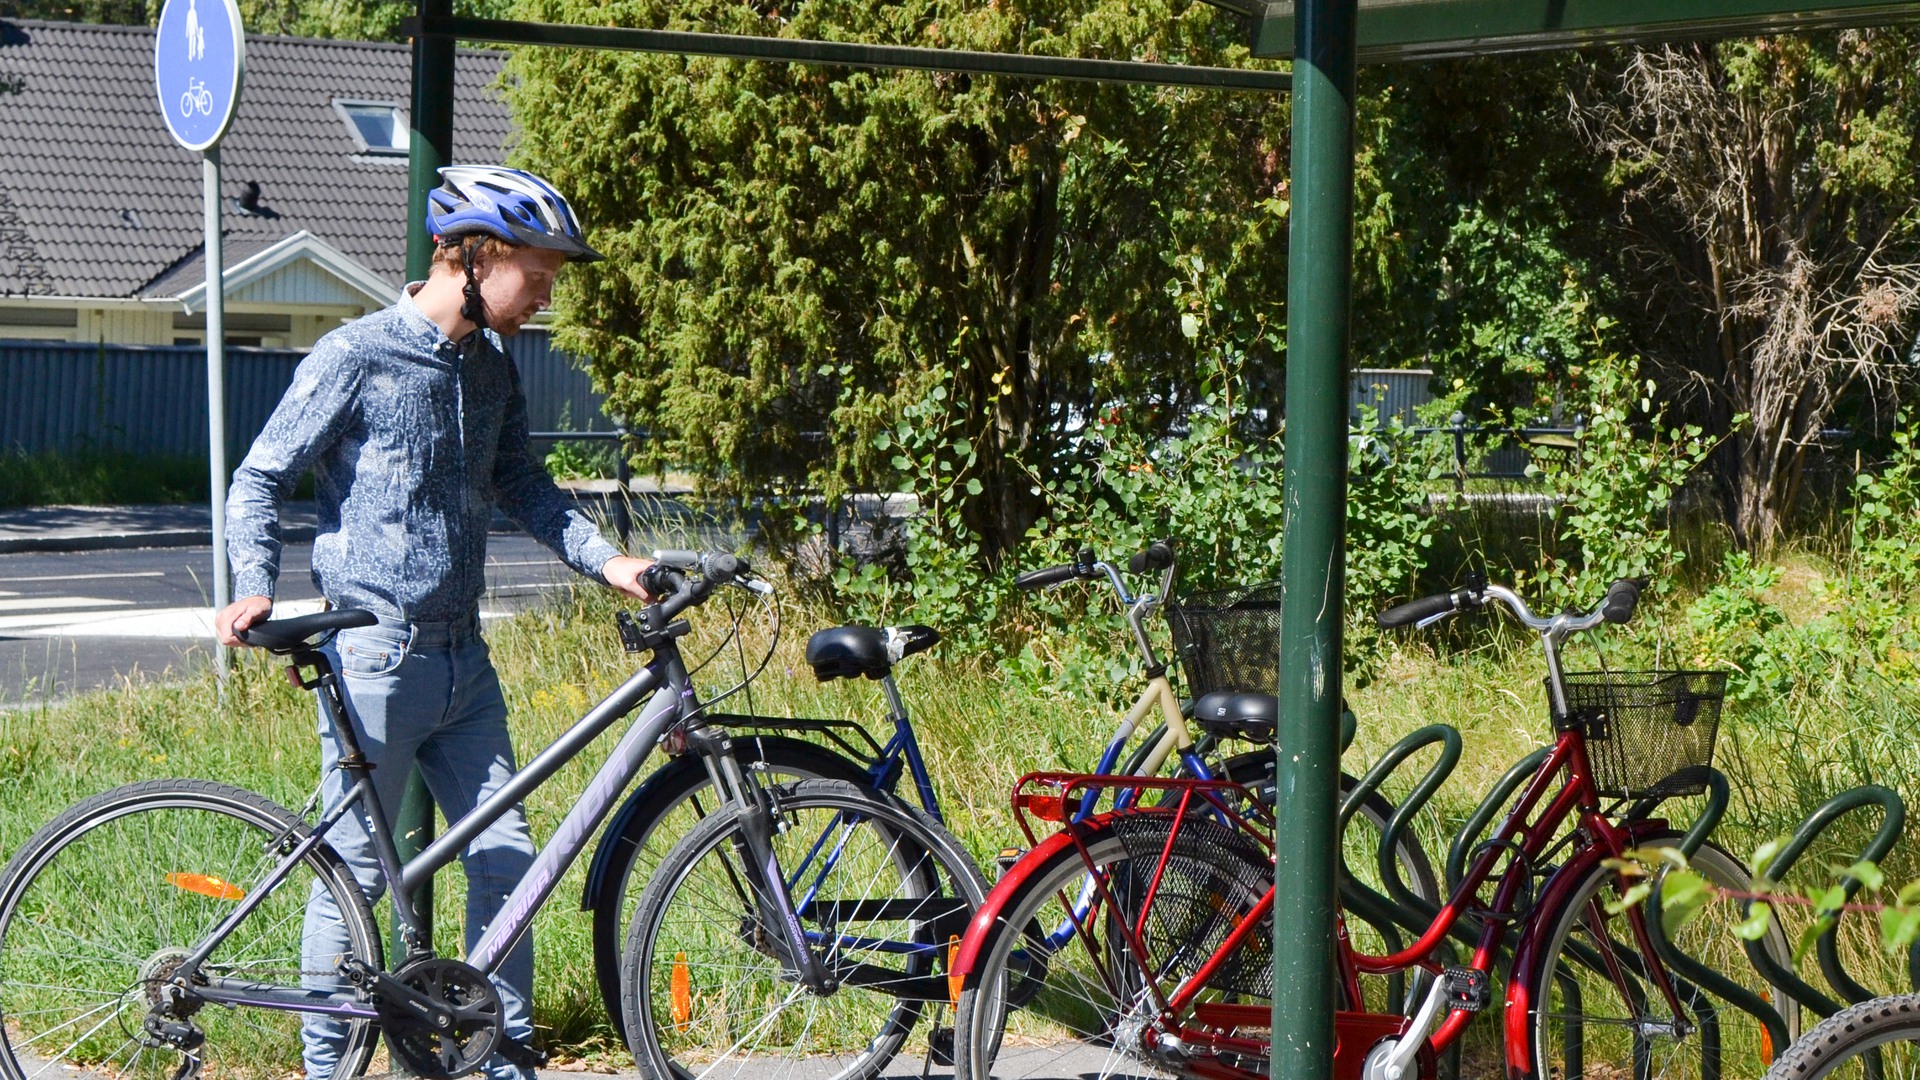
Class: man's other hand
217,595,275,647
602,556,657,601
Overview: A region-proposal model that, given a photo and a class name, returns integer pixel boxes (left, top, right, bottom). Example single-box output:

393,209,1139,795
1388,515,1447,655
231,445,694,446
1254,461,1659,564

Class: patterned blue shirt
226,287,622,621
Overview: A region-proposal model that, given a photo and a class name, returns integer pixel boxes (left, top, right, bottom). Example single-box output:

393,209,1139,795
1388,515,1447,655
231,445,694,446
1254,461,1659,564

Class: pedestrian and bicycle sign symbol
154,0,244,151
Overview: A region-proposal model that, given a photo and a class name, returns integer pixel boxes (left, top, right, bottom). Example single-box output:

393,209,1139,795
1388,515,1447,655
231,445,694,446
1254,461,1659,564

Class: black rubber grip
1016,564,1081,590
1128,540,1174,574
1376,591,1459,629
1600,578,1643,624
641,563,682,598
703,552,746,584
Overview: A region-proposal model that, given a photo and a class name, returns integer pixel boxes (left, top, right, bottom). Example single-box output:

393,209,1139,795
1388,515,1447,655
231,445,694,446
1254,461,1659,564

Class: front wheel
1526,834,1800,1080
587,735,870,1031
621,779,988,1080
1765,993,1920,1080
0,779,383,1080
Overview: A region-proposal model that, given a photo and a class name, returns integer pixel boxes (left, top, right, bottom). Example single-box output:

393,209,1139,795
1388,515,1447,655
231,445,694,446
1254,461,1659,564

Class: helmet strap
459,237,489,332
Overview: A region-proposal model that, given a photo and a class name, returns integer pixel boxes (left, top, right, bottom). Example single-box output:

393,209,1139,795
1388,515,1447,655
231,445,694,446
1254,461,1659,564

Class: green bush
0,446,209,508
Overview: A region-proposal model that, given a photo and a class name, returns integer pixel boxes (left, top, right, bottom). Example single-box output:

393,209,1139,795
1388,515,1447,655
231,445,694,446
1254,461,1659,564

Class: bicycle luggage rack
1007,771,1275,849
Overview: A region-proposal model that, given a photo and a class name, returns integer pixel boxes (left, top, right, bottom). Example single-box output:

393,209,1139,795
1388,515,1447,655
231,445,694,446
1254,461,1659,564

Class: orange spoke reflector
947,935,964,1006
165,873,244,901
670,952,692,1031
1760,990,1775,1064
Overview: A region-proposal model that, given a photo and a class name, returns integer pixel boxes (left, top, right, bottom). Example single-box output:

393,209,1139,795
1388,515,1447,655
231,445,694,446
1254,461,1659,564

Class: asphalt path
0,536,581,705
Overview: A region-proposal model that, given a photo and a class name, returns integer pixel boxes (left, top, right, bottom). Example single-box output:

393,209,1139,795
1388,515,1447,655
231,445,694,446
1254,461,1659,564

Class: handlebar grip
1601,578,1644,624
641,563,682,598
1016,564,1081,590
1127,540,1174,574
703,552,747,584
1376,591,1461,630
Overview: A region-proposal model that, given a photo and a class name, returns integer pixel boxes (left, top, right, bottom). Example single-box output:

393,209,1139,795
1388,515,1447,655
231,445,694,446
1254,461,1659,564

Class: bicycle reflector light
671,953,692,1030
165,872,244,900
1020,792,1067,822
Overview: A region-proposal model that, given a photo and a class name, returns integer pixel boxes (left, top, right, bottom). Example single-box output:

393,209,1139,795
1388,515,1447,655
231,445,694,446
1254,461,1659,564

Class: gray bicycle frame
183,626,708,1017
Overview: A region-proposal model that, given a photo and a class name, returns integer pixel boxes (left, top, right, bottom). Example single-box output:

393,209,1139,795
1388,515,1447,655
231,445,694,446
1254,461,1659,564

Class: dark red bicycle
950,577,1799,1080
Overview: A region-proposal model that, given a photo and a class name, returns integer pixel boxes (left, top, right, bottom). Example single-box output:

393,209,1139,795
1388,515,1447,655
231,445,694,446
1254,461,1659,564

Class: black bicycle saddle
1191,690,1278,743
238,608,377,655
805,624,941,682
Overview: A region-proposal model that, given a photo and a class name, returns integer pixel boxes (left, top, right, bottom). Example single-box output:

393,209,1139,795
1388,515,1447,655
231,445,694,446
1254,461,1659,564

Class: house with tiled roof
0,18,513,348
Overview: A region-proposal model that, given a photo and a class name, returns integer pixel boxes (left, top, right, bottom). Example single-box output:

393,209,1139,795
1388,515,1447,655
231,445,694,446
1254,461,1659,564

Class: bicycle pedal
1443,967,1490,1012
496,1037,548,1069
996,848,1025,878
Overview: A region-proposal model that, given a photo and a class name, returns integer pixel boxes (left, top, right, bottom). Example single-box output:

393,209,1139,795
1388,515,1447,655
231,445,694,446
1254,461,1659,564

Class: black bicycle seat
806,626,889,681
238,609,377,655
1191,690,1278,743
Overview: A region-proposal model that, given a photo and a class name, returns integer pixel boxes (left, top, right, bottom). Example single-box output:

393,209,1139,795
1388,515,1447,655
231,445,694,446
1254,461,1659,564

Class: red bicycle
950,577,1800,1080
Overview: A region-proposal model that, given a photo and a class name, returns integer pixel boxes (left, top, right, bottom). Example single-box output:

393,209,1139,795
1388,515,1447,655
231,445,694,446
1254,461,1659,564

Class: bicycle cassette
380,957,502,1080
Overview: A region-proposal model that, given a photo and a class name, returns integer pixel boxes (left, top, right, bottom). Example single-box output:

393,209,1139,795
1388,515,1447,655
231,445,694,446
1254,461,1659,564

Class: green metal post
397,0,456,954
407,0,454,282
1272,0,1356,1075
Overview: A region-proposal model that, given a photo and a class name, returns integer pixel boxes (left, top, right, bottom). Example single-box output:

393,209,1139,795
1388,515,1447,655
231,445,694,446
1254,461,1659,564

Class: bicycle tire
622,778,988,1080
1525,833,1800,1080
587,735,869,1031
1764,992,1920,1080
952,807,1274,1080
0,779,382,1080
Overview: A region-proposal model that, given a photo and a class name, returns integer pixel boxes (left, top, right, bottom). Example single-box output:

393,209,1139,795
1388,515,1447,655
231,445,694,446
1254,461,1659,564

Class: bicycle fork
685,724,840,994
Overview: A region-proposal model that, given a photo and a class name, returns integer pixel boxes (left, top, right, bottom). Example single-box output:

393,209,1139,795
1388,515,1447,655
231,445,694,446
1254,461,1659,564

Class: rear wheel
0,779,381,1080
1527,835,1799,1080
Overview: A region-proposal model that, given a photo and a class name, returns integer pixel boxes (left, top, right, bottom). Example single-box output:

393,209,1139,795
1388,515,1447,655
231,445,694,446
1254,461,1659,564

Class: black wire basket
1557,670,1728,799
1164,582,1284,697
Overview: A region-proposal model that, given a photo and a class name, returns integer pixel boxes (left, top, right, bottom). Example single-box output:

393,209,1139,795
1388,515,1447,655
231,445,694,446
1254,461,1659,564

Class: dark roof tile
0,18,515,298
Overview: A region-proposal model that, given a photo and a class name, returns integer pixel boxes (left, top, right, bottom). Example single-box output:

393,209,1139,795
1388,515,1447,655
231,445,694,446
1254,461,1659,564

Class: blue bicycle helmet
425,165,602,263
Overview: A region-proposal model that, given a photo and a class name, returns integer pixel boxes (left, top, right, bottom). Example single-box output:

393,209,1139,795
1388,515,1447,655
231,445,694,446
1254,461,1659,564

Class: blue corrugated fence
0,333,611,461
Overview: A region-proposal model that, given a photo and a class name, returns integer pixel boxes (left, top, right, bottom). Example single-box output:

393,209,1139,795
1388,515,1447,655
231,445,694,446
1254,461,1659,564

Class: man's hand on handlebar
602,555,658,602
217,595,274,648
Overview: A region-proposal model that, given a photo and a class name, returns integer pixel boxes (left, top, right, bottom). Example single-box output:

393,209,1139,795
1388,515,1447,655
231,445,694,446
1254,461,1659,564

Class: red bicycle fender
1502,818,1673,1076
949,826,1087,981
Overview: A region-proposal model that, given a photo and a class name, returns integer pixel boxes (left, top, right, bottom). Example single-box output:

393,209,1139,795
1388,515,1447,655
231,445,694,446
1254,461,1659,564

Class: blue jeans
301,617,538,1080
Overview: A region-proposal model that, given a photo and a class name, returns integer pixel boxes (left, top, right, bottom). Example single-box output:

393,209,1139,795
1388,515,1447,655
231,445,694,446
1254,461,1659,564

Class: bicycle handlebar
1015,563,1087,590
643,550,761,622
1016,540,1174,592
1375,589,1473,630
1376,576,1646,638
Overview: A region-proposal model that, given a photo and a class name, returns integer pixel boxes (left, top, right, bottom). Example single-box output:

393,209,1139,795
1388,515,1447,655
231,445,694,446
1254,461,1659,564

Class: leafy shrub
1526,353,1724,609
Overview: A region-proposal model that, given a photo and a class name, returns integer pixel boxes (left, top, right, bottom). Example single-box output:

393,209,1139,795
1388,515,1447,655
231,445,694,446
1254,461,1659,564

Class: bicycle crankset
378,957,503,1080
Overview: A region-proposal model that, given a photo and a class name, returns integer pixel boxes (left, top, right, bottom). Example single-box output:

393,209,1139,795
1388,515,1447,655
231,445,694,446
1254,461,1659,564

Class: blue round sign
153,0,245,152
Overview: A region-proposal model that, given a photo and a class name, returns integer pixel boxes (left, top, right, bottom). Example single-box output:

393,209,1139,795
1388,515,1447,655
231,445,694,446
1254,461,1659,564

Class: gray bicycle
0,551,984,1080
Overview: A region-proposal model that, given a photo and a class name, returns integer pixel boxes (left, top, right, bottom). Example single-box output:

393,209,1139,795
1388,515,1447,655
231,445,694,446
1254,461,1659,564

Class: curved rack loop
1339,723,1463,924
1641,768,1791,1054
1738,784,1906,1020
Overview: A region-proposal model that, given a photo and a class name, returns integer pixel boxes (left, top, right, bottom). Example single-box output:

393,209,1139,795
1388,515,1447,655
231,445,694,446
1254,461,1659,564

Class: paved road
0,537,579,705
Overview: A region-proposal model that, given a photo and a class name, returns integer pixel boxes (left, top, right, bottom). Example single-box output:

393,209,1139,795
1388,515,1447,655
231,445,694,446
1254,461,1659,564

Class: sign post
155,0,245,676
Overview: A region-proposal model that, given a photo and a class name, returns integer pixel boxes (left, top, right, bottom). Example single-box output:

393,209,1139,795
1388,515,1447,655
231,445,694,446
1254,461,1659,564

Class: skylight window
332,99,409,156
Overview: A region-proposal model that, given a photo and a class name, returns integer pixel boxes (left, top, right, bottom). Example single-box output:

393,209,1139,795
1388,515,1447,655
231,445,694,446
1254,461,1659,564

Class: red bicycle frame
969,718,1697,1080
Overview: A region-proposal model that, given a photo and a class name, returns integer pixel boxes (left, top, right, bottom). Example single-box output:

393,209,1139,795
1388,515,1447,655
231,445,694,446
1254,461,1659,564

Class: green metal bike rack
1640,768,1788,1074
1737,785,1907,1020
1339,724,1462,923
